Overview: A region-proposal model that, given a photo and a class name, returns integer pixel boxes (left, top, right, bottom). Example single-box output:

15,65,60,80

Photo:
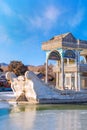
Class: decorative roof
42,32,87,51
50,32,72,40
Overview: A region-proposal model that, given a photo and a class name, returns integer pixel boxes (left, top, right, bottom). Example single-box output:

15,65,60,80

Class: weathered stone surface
16,92,28,102
6,71,63,102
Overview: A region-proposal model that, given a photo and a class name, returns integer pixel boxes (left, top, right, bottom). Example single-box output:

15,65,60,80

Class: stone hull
5,71,87,104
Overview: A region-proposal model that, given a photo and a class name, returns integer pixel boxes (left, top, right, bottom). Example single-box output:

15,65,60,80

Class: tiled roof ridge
50,32,71,40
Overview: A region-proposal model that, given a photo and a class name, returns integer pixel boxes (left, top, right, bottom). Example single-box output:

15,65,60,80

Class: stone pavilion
42,32,87,91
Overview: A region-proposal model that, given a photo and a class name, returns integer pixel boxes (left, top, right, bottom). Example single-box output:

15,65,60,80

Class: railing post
77,51,80,91
61,57,64,90
45,59,48,83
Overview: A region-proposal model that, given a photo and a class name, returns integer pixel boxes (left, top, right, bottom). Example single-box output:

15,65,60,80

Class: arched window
48,51,61,60
64,50,75,59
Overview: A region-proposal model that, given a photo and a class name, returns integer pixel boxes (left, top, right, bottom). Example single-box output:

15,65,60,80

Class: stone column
45,59,48,83
75,51,78,91
78,73,81,91
70,74,72,90
67,58,69,65
56,72,59,88
77,40,81,91
77,51,80,91
75,51,80,91
61,57,64,90
56,61,59,88
75,72,78,90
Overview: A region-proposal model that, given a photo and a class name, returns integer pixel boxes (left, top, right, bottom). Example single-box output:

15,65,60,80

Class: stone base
16,93,28,102
16,93,37,104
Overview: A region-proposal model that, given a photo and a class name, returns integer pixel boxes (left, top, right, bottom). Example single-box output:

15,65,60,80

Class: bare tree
8,61,28,76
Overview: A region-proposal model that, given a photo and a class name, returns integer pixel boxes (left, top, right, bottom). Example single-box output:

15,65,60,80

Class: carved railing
53,64,77,72
79,64,87,72
53,63,87,72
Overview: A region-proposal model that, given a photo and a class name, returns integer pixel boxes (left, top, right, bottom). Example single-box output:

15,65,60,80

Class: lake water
0,104,87,130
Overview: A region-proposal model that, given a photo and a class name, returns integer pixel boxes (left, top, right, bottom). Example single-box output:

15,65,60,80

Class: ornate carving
6,71,36,102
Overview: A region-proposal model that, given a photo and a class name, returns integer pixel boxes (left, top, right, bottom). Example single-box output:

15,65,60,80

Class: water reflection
0,105,87,130
9,105,37,130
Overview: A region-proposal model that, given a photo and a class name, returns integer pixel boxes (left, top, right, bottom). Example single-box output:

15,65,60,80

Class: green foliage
8,61,28,76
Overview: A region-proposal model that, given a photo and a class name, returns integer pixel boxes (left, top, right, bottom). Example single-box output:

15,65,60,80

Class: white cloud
0,25,13,45
44,6,59,21
67,0,85,28
69,9,84,28
0,0,14,16
19,5,60,32
29,16,42,28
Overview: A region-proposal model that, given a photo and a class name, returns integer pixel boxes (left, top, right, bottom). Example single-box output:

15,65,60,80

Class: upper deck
42,32,87,51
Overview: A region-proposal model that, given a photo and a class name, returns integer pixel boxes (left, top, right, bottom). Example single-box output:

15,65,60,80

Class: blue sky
0,0,87,65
